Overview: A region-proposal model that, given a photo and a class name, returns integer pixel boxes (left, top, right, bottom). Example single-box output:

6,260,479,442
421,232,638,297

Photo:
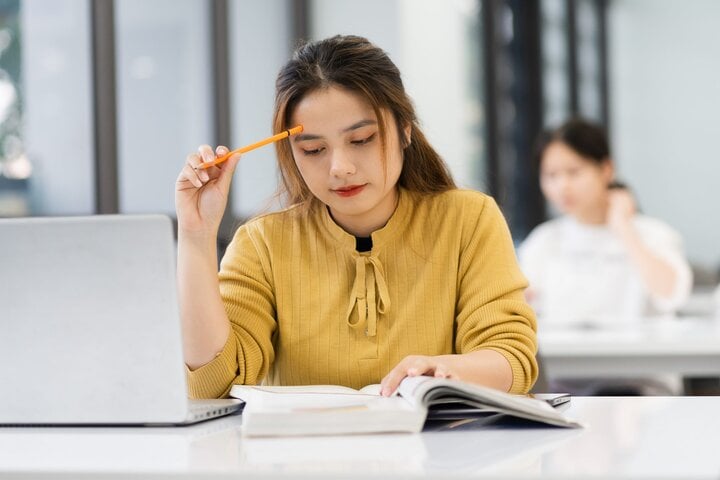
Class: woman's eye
351,133,376,145
302,147,324,156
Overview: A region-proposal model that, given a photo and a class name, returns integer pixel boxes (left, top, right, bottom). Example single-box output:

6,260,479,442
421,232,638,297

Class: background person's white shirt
518,215,692,326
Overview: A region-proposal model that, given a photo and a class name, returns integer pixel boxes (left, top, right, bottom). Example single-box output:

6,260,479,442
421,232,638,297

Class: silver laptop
0,214,241,425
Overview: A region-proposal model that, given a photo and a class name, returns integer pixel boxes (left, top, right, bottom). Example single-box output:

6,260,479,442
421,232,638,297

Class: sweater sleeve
186,222,277,399
455,195,538,394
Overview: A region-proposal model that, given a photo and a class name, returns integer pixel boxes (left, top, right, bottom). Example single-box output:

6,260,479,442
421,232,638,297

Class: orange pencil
196,125,304,170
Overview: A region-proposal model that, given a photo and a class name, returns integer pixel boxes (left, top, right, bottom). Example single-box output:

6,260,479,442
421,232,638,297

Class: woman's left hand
380,355,457,396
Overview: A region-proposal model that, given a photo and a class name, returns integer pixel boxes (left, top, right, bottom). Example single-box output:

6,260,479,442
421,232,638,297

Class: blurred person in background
519,118,692,395
520,118,692,326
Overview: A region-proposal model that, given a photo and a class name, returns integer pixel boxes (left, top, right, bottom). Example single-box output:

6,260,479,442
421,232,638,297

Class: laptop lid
0,214,194,424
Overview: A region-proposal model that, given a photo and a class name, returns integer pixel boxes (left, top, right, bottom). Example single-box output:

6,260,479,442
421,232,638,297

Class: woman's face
289,86,408,236
539,141,613,217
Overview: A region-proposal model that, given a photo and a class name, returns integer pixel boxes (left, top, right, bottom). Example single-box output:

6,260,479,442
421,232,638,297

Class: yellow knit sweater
187,188,538,398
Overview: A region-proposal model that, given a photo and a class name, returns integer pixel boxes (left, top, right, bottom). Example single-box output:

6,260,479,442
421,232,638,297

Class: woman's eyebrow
341,119,377,133
293,119,377,142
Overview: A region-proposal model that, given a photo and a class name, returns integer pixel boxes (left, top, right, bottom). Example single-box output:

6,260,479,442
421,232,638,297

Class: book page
232,384,386,401
395,376,581,428
395,376,434,408
231,385,384,410
231,384,362,401
357,384,382,396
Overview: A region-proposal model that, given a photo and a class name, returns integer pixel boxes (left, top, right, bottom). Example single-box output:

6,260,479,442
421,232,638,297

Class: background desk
2,396,720,479
538,316,720,378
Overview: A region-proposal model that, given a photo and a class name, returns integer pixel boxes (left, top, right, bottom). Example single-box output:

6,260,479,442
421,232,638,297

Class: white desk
538,316,720,378
1,396,720,479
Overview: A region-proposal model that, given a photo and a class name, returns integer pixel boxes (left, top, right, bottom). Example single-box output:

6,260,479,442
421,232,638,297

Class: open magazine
230,376,581,437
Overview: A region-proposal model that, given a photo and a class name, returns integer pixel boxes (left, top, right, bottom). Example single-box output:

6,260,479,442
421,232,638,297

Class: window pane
399,0,485,191
541,0,570,127
6,0,95,216
229,0,292,218
576,0,602,122
609,0,720,269
115,0,212,215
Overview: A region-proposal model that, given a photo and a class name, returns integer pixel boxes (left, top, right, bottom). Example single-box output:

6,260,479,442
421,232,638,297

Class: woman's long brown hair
272,35,456,210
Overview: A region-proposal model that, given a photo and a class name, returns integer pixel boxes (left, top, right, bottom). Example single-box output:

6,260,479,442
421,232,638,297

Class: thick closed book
230,376,581,437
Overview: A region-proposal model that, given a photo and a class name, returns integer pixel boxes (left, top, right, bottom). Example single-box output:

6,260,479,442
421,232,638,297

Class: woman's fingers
379,367,405,397
190,144,233,181
192,144,221,180
434,364,453,379
379,355,459,396
178,165,203,189
177,153,207,188
198,144,215,165
216,152,241,190
381,356,435,396
380,358,413,396
406,358,432,377
177,145,241,196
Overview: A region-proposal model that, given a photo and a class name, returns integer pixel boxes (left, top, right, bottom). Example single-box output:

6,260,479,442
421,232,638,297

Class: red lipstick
333,184,366,198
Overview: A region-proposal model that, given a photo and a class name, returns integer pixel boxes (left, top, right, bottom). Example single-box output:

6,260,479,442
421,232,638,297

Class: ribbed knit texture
187,188,538,398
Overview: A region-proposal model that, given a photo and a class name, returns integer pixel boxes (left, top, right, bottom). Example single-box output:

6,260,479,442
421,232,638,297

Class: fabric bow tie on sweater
345,254,391,337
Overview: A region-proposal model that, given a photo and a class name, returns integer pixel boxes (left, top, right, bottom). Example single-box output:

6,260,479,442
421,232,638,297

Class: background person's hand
380,354,458,396
606,187,636,235
175,145,240,237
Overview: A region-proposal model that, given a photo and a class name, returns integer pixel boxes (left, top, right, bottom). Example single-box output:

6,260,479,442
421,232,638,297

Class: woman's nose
329,149,356,177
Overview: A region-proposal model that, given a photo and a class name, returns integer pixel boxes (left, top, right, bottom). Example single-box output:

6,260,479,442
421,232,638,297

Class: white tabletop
538,316,720,378
1,396,720,479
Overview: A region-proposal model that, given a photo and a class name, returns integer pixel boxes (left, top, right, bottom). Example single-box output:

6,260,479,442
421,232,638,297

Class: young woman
175,35,537,399
519,118,692,327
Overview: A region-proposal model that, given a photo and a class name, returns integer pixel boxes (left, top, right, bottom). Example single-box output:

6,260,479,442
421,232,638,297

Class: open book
230,376,581,437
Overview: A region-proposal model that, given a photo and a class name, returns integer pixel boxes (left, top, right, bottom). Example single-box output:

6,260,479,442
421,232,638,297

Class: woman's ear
403,123,412,148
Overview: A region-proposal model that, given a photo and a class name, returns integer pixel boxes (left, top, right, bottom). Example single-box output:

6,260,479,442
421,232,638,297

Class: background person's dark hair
533,118,638,207
534,118,611,168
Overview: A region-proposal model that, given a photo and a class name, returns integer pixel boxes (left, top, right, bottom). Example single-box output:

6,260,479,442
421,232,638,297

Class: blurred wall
609,0,720,269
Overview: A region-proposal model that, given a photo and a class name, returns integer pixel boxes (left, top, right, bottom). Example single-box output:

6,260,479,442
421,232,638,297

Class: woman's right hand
175,145,240,237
